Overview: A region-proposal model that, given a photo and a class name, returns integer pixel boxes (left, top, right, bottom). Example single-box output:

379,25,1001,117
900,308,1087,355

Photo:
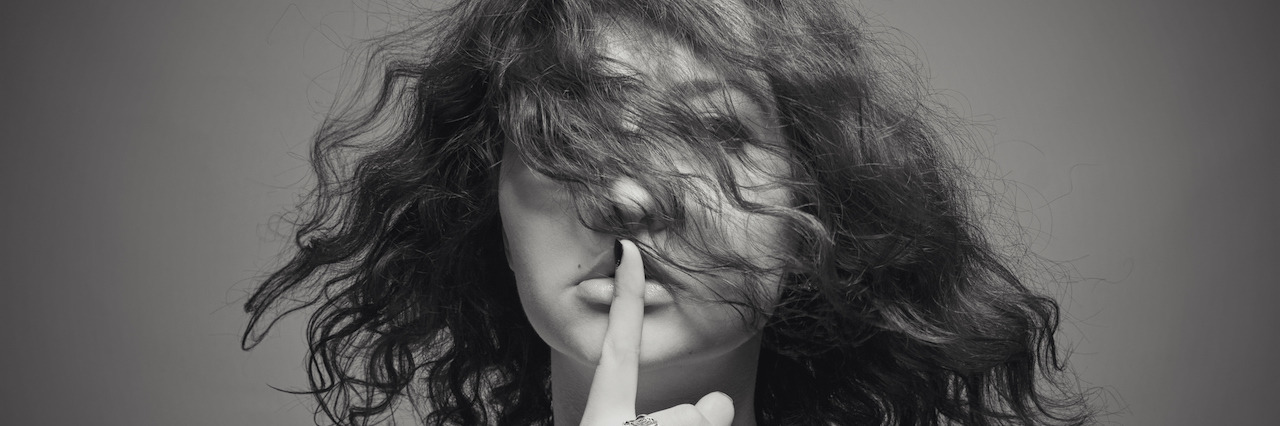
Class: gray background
2,0,1275,424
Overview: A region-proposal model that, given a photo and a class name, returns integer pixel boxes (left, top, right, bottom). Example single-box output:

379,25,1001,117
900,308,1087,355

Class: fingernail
614,239,623,267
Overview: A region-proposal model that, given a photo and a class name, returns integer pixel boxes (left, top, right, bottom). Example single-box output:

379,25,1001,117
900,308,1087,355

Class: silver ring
624,414,658,426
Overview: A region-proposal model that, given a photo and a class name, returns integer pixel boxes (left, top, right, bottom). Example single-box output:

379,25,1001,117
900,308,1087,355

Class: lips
573,242,682,307
575,278,676,307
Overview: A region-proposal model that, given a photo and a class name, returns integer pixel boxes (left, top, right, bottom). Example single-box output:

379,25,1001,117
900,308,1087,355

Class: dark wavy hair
243,0,1094,424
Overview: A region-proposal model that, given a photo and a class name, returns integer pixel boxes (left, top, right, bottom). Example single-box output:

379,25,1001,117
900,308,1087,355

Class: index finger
580,239,646,424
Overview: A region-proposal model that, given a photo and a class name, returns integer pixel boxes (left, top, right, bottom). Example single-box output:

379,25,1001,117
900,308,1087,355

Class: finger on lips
580,239,646,425
581,242,736,426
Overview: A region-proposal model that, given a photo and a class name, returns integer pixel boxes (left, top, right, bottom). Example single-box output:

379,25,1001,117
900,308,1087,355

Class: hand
578,239,735,426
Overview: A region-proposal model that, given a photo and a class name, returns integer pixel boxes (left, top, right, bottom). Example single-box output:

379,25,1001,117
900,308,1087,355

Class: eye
703,115,754,153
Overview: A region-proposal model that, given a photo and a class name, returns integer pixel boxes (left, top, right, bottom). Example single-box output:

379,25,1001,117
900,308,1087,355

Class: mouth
573,242,682,307
574,277,676,307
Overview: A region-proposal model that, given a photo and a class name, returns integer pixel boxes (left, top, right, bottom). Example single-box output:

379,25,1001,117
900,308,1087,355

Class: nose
609,177,673,234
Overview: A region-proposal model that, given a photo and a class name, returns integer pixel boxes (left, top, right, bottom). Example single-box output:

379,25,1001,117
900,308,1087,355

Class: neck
550,336,761,426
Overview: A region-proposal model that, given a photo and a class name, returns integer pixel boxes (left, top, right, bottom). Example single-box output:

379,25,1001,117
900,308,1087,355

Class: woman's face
498,25,793,369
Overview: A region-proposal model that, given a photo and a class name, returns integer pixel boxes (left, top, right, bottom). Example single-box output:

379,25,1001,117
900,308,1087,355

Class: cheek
498,153,578,280
691,185,795,272
702,194,794,317
686,147,795,251
498,158,598,354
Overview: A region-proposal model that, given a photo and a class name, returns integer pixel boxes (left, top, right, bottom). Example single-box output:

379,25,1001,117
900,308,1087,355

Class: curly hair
243,0,1095,424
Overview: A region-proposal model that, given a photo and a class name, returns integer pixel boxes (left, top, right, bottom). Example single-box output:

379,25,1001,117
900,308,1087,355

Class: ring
624,414,658,426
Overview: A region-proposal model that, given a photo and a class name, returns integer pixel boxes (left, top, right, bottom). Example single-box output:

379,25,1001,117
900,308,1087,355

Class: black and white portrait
3,1,1275,425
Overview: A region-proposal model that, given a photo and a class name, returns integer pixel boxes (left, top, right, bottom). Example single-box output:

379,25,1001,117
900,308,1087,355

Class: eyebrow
662,77,783,149
667,77,774,119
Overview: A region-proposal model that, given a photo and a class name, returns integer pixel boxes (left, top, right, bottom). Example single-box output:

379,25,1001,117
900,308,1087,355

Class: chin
540,306,761,372
638,318,761,369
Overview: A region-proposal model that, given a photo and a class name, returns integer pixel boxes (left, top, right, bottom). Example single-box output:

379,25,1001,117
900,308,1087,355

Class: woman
243,0,1093,424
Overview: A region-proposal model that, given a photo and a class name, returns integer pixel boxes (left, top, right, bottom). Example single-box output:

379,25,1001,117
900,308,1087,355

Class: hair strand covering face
243,0,1097,425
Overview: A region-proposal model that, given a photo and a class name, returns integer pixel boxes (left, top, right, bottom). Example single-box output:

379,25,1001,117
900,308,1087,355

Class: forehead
593,20,777,124
595,20,749,92
597,22,715,83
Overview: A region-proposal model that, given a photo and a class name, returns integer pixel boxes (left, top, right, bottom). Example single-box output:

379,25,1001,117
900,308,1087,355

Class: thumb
695,392,735,426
